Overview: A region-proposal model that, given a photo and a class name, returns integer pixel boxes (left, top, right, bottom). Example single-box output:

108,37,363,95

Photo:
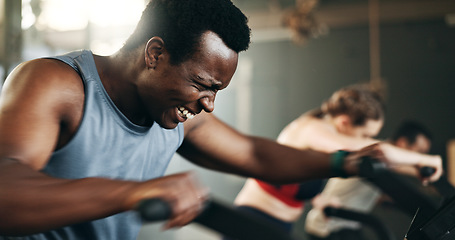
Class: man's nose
199,94,215,113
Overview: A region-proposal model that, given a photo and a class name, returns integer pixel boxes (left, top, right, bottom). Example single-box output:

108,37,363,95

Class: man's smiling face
138,31,238,129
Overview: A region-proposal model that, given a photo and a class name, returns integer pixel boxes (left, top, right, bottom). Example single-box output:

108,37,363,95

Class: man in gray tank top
0,0,443,239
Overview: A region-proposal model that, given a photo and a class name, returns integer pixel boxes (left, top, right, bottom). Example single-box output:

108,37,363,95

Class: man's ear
145,37,165,69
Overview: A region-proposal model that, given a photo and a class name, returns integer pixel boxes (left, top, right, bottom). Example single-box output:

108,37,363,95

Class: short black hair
122,0,251,65
391,120,433,144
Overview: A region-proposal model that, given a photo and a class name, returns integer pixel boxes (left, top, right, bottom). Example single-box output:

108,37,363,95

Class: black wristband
331,150,351,178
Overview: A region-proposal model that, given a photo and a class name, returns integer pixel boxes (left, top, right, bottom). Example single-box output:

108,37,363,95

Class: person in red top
225,82,408,238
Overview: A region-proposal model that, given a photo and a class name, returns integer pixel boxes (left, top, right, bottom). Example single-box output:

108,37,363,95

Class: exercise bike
136,158,450,240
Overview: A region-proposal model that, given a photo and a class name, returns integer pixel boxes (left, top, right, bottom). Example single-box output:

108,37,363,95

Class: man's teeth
178,107,195,119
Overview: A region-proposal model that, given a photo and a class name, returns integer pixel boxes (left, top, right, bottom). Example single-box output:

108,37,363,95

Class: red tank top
255,179,304,208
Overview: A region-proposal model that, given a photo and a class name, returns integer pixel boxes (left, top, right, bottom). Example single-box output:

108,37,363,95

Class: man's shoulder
8,58,83,93
24,57,81,79
3,58,85,114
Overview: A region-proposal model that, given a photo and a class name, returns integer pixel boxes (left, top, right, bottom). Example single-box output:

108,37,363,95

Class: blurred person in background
305,120,435,240
225,83,440,240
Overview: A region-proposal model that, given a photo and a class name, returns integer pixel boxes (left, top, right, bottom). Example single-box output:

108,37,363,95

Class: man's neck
93,51,152,126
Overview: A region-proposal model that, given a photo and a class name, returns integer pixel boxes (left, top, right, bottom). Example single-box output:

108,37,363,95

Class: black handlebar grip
136,198,172,222
323,206,338,217
420,166,436,178
358,156,388,177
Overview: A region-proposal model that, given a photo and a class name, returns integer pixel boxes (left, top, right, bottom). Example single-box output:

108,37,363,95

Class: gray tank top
4,50,184,240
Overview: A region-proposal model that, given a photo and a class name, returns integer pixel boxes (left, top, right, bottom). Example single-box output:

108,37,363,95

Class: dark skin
0,31,442,236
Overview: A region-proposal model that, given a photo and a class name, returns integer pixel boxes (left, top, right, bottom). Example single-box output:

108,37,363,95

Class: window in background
21,0,146,59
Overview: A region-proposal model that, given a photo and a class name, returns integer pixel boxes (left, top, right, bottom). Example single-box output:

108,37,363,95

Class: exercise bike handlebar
357,157,436,178
136,198,173,222
356,157,455,240
419,166,436,178
359,157,440,216
136,197,302,240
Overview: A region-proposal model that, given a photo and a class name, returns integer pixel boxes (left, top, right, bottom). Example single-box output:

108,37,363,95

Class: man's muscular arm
179,113,442,184
179,112,335,183
0,158,137,235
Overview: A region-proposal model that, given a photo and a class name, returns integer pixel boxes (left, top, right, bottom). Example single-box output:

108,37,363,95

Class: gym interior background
1,0,454,239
